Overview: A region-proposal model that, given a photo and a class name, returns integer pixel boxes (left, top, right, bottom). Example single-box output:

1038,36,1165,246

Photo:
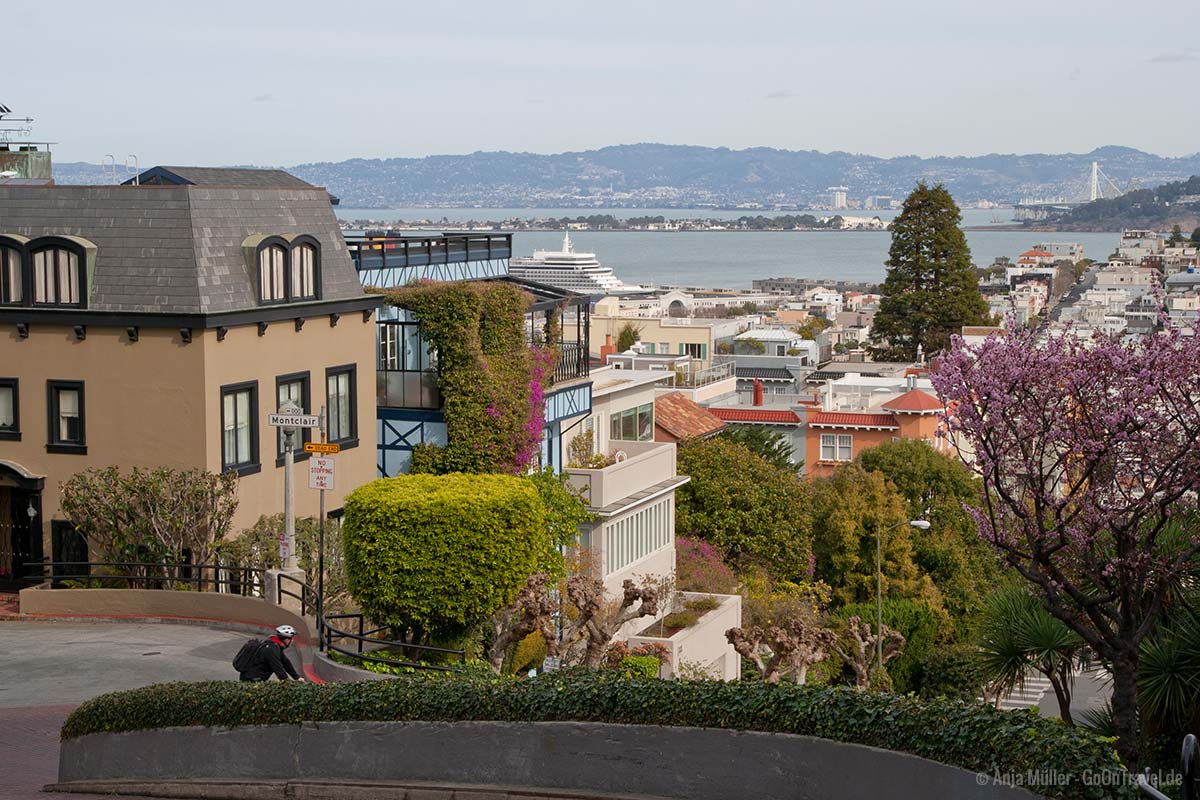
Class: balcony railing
553,342,589,384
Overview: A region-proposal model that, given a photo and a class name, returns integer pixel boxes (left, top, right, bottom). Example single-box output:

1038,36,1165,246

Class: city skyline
5,0,1199,166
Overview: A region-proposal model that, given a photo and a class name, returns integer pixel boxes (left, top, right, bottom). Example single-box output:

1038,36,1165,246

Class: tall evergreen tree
869,183,990,361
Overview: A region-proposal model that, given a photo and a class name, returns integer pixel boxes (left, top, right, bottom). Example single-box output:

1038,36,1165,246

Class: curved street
0,621,247,799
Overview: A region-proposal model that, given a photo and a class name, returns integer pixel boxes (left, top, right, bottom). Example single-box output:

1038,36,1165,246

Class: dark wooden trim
324,363,358,444
46,379,86,451
219,380,259,474
0,296,381,330
274,370,312,461
0,376,18,438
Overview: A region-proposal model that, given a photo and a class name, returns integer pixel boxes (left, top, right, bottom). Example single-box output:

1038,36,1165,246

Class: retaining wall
57,720,1039,800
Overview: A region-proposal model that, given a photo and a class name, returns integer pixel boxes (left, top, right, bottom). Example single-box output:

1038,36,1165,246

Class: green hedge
62,672,1132,800
837,598,941,694
342,473,549,643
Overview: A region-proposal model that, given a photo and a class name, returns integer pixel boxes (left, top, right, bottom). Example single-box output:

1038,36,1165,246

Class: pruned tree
830,616,905,690
727,619,837,684
60,466,239,572
932,323,1200,767
559,575,660,668
487,572,558,674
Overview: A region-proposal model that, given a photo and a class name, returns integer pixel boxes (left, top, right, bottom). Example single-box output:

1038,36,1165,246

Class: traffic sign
269,413,321,428
304,442,341,455
308,457,336,490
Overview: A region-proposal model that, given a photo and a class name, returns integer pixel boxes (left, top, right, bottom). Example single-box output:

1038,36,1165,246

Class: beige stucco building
0,168,378,589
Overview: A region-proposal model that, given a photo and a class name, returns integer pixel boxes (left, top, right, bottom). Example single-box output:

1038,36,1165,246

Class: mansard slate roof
0,181,365,314
125,166,315,189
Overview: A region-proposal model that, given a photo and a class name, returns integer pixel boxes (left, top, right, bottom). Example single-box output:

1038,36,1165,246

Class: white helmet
275,625,297,638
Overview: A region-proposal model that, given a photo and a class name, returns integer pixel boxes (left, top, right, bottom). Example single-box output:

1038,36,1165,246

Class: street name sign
304,442,341,455
269,413,321,428
308,457,336,491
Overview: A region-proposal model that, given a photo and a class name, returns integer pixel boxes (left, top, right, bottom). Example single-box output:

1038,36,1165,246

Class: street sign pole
317,405,327,650
280,401,301,571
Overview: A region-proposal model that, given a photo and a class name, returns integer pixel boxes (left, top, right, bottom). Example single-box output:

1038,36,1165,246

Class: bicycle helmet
275,625,297,638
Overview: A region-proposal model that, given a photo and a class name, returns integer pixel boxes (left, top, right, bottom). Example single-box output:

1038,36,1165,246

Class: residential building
0,168,379,590
1033,242,1084,261
1117,230,1165,265
803,388,950,478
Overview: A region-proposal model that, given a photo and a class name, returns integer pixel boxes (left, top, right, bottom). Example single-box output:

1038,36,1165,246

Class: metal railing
24,561,264,595
1139,734,1197,800
553,341,589,383
276,571,319,617
321,613,466,672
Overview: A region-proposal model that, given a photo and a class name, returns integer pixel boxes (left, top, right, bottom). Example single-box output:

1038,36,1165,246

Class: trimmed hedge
62,672,1133,800
342,473,548,643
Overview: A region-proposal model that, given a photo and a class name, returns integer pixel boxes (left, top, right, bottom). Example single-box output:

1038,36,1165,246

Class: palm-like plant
977,582,1088,724
1138,604,1200,733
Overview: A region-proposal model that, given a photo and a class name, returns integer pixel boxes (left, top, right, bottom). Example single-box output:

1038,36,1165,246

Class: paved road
0,621,246,799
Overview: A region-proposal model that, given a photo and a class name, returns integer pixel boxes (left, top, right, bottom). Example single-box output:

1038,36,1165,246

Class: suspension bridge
1014,161,1129,221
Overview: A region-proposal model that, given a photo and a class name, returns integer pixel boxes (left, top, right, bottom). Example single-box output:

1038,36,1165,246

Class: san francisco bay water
334,207,1121,289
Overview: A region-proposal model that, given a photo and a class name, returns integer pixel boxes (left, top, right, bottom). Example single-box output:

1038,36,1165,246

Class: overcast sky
7,0,1199,166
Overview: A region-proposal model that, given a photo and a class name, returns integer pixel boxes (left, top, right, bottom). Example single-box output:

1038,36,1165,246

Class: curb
45,779,661,800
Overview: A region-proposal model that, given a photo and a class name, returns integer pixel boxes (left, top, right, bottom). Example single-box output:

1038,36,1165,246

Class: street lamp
876,519,931,672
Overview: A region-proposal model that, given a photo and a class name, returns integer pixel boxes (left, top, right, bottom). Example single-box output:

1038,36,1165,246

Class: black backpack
232,638,267,672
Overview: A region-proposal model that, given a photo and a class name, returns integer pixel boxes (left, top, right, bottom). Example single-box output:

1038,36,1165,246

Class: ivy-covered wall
383,280,554,474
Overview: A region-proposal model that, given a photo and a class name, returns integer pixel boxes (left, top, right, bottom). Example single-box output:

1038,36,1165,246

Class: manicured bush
674,537,737,594
837,598,940,694
61,673,1133,800
343,473,550,644
918,643,987,702
619,656,660,679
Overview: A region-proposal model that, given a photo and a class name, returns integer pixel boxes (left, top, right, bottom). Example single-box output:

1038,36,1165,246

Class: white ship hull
510,233,651,296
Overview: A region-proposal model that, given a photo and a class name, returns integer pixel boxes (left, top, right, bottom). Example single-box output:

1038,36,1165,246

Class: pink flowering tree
932,324,1200,767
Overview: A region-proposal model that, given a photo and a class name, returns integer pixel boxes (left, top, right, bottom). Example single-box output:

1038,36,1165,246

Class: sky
6,0,1200,166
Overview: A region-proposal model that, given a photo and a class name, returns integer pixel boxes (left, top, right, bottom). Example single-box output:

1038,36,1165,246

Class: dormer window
32,246,82,306
258,244,287,304
0,244,19,305
291,242,317,300
252,236,320,305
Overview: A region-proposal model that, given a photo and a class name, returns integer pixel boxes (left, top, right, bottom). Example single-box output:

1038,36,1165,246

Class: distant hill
1044,176,1200,231
50,144,1200,209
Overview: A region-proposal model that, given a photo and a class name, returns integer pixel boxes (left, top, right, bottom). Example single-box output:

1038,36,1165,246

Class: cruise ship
510,233,651,296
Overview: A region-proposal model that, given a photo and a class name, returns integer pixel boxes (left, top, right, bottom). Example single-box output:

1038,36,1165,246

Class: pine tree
869,183,990,361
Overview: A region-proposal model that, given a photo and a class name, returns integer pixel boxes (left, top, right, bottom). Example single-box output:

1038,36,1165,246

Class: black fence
1139,734,1197,799
24,561,264,595
321,613,466,672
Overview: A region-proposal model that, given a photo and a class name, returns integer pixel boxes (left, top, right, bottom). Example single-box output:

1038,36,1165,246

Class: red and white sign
308,456,335,491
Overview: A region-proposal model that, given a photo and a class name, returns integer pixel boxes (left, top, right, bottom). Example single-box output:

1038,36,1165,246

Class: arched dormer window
29,237,88,308
257,241,287,304
248,235,321,305
289,237,320,301
0,238,22,305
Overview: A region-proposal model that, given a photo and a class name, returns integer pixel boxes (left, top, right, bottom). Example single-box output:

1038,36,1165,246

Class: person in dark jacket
239,625,305,682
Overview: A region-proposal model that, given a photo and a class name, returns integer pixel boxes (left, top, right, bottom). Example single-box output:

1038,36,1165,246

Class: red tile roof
708,407,802,424
881,389,943,414
1019,249,1055,258
654,392,726,440
807,411,899,429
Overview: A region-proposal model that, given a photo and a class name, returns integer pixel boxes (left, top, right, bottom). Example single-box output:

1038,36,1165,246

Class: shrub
918,644,987,702
836,598,940,694
509,633,548,675
684,595,720,613
662,610,700,629
674,537,737,594
61,674,1133,799
343,473,550,645
620,656,660,679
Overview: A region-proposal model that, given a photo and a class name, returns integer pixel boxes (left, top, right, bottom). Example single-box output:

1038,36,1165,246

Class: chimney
600,334,616,363
753,378,764,406
906,374,916,391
